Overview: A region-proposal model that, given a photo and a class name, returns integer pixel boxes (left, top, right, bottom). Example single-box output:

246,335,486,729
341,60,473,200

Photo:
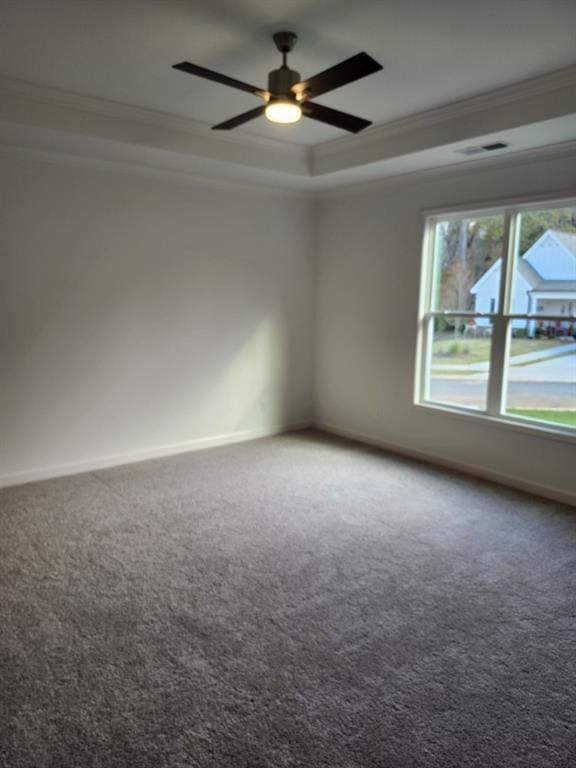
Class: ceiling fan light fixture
265,99,302,124
173,31,383,132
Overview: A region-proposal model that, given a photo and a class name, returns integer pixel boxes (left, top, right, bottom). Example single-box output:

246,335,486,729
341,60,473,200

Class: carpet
1,430,575,767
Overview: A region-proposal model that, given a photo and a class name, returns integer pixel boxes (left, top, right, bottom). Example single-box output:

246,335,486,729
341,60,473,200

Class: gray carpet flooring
1,430,575,767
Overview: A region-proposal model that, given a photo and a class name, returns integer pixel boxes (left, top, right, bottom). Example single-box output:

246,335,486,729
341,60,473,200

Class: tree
436,208,576,338
519,208,576,254
438,216,503,334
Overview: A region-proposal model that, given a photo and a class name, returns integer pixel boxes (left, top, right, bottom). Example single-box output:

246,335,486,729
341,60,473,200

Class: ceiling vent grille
459,141,510,156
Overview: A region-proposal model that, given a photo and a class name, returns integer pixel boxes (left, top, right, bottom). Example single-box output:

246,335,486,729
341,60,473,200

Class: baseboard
0,421,312,489
5,420,572,507
315,421,576,508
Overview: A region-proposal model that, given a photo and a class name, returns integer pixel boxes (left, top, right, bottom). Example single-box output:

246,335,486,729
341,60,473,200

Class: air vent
482,142,509,151
459,141,510,156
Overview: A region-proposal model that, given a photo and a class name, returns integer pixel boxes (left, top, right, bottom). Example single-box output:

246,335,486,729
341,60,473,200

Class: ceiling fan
172,31,383,133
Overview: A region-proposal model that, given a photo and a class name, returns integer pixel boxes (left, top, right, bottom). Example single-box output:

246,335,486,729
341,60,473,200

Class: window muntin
418,199,576,435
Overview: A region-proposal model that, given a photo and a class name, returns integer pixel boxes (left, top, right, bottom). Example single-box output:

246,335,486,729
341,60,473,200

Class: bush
448,341,461,356
448,342,470,357
435,316,455,333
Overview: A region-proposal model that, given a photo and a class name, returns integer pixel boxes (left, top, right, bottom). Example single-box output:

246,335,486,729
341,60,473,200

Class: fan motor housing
268,67,300,98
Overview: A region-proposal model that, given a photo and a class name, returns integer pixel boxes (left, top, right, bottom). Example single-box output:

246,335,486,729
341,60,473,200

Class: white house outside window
416,198,576,435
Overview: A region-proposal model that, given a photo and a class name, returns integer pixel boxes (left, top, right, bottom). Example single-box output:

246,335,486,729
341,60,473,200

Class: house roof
517,258,542,286
552,230,576,257
529,280,576,291
524,229,576,283
470,228,576,294
516,256,576,291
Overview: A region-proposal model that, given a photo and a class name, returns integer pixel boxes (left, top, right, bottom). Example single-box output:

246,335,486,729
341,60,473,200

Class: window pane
504,324,576,430
511,206,576,318
432,215,505,313
426,317,490,410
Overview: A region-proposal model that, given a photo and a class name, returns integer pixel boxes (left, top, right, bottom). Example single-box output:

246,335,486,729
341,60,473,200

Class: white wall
315,150,576,504
0,153,315,483
3,146,574,502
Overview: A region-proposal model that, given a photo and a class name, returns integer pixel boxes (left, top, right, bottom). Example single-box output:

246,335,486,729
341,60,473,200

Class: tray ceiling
1,0,576,146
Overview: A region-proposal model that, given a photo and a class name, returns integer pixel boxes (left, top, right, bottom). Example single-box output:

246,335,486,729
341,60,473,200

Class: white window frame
415,193,576,442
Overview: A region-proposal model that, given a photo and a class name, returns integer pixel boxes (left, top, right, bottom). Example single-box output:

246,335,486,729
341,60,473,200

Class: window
417,198,576,435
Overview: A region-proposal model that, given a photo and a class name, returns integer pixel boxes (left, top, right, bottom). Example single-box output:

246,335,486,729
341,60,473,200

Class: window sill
415,400,576,447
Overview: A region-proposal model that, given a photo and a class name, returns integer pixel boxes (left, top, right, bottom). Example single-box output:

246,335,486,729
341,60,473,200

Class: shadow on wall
1,169,312,478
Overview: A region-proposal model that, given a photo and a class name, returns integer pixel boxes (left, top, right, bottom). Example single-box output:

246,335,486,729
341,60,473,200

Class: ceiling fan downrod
269,31,301,98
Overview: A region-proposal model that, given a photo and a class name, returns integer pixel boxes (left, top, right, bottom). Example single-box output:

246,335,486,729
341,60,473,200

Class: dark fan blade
173,62,266,99
212,105,266,130
294,52,382,99
302,102,371,133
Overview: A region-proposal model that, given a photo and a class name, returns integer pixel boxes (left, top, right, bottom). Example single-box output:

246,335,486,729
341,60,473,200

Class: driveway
507,352,575,383
430,348,576,408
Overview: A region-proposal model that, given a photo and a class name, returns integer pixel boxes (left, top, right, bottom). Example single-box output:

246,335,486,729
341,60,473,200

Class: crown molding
0,74,306,159
2,134,574,207
1,64,575,192
0,75,312,180
318,140,576,198
3,63,575,171
4,136,574,202
0,141,315,199
314,64,576,163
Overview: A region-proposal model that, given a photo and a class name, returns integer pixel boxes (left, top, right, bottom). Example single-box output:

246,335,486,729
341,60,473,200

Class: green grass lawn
433,335,571,365
431,369,483,377
507,409,576,427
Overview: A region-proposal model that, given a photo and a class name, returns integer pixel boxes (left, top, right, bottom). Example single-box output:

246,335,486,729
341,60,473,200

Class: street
430,347,576,408
429,379,576,408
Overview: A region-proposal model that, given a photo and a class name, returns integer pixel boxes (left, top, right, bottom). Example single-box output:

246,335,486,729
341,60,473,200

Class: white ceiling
1,0,576,146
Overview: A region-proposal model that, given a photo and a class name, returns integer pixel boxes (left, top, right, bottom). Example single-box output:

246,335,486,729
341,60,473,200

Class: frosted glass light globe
265,101,302,124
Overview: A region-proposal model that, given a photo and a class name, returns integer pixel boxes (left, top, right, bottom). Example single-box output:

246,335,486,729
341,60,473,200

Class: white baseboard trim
316,421,576,508
0,421,312,489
